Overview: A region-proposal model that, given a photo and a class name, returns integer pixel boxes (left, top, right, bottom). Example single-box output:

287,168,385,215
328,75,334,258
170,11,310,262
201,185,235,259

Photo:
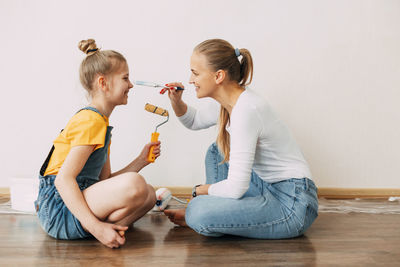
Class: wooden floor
1,198,400,266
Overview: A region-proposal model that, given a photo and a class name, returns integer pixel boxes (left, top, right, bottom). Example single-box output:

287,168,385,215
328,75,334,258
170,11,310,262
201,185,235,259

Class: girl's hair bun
78,39,98,56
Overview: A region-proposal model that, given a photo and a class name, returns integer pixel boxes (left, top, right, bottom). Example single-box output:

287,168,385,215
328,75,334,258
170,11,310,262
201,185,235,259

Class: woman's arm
166,82,187,117
194,184,210,196
207,106,263,199
166,82,219,130
178,103,219,130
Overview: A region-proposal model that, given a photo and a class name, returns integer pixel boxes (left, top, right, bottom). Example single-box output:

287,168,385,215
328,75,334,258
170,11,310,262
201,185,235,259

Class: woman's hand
139,141,161,164
90,221,128,249
165,82,185,104
193,184,210,199
165,82,187,117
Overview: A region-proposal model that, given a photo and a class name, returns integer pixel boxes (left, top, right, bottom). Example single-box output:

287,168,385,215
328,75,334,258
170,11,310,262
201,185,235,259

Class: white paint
0,0,399,189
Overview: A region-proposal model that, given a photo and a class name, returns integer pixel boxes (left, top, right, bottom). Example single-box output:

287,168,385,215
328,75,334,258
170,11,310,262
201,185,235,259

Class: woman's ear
215,70,226,85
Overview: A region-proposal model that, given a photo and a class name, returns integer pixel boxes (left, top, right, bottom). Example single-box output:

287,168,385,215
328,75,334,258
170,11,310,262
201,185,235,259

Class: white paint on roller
153,188,172,211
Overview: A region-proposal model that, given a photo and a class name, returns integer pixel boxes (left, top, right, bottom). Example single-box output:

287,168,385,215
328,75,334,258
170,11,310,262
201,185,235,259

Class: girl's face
189,52,217,99
107,61,133,105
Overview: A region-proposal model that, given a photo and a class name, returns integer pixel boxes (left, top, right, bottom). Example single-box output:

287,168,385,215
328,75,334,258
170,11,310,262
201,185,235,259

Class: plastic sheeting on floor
318,198,400,214
1,197,400,215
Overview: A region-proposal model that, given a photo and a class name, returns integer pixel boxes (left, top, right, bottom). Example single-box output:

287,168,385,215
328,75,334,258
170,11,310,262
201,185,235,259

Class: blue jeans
185,143,319,239
35,175,94,239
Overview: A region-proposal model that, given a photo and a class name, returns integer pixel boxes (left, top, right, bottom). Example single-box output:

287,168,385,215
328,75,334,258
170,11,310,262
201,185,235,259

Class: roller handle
147,132,160,163
160,86,184,94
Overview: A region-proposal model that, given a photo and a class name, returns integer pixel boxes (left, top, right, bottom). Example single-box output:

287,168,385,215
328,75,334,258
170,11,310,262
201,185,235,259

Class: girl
35,39,159,248
164,39,318,239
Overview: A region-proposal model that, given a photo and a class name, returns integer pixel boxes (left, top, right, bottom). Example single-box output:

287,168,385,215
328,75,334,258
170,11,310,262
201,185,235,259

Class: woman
163,39,318,239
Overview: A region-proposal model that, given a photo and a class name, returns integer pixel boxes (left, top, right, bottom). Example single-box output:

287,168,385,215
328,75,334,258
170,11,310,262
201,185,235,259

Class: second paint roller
134,81,184,94
144,103,169,163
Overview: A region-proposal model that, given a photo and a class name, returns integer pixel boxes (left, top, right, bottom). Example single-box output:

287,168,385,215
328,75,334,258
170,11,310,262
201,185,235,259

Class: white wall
0,0,399,188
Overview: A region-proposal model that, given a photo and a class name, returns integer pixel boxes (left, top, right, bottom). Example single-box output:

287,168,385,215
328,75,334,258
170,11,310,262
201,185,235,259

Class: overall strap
77,106,107,122
39,107,107,176
39,129,63,176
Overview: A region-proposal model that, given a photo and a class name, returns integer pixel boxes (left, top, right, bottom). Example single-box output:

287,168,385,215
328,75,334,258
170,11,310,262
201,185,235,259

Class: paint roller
144,103,169,163
153,188,172,211
153,188,189,211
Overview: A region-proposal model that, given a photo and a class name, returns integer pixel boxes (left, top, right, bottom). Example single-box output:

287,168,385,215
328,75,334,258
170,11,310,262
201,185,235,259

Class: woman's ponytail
238,48,253,87
216,107,231,162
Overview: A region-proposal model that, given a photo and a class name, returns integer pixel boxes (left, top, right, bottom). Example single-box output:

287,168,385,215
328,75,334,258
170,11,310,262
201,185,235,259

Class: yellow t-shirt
44,109,110,176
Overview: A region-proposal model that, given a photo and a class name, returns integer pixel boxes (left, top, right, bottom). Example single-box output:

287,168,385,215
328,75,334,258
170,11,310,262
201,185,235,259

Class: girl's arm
54,145,127,248
99,154,111,181
99,141,161,180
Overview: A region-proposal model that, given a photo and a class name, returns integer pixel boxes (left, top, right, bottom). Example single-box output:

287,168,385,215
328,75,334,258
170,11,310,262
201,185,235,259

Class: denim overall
185,143,319,239
34,107,113,239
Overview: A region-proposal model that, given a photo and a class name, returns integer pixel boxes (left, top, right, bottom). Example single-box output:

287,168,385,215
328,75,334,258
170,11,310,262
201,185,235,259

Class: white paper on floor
0,201,35,215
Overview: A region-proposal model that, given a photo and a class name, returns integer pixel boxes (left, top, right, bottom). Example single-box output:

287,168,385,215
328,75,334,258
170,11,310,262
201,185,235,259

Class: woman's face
189,52,217,98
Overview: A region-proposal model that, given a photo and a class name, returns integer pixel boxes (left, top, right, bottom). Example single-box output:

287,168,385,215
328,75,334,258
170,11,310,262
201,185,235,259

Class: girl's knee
145,185,157,208
121,172,148,202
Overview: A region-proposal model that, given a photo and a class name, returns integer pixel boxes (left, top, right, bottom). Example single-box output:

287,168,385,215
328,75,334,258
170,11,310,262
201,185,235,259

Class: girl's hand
140,141,161,164
91,222,128,249
165,82,185,104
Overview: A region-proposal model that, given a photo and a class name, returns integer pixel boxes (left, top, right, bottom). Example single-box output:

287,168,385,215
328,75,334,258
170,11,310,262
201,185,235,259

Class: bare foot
163,209,188,227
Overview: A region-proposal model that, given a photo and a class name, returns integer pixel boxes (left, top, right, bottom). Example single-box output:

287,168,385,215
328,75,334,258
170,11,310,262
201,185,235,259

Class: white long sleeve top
178,89,312,199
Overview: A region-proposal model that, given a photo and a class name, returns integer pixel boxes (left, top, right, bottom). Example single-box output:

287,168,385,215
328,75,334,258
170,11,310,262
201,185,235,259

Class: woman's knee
185,197,212,229
185,197,224,236
205,143,219,163
205,143,229,184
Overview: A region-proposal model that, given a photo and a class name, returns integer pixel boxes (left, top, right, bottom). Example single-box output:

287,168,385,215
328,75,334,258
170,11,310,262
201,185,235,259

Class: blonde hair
194,39,254,163
78,39,127,93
